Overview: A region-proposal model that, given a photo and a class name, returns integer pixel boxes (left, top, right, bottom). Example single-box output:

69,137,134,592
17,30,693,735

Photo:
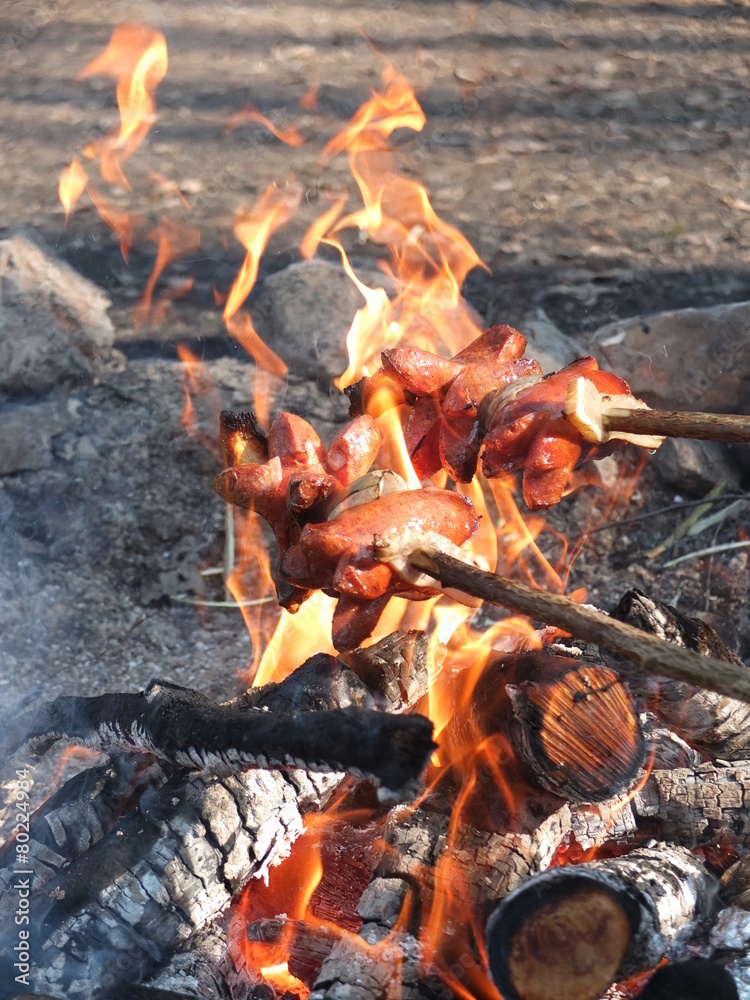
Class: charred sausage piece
482,357,634,509
280,488,479,649
326,415,381,486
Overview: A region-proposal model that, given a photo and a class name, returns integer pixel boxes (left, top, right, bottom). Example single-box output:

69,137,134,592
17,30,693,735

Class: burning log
381,546,750,705
310,800,452,1000
484,844,718,1000
0,633,431,999
610,589,750,759
505,656,645,803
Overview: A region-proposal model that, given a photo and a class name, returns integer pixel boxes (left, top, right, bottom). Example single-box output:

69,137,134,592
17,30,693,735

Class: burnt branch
3,673,434,799
611,589,750,760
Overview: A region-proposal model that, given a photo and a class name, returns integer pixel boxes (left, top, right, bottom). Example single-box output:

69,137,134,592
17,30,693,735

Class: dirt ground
0,0,749,717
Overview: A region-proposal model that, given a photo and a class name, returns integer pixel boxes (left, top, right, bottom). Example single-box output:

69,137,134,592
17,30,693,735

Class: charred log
0,634,430,999
310,801,451,1000
637,958,739,1000
3,674,434,799
485,845,718,1000
610,589,750,760
506,659,644,803
570,760,750,853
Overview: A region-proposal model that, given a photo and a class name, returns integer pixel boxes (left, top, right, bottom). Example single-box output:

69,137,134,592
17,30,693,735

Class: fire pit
1,11,750,1000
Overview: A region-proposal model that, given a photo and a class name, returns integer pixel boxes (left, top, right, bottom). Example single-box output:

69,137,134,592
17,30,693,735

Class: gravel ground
0,0,748,711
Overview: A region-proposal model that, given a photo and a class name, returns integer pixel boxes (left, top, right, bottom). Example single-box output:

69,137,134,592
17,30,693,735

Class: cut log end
503,886,631,1000
508,665,645,803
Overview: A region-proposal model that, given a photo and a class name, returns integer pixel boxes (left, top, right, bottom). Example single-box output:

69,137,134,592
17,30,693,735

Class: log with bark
0,632,431,999
485,844,718,1000
609,589,750,760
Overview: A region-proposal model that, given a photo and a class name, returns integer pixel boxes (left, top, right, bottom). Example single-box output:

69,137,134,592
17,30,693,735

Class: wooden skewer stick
390,546,750,704
565,376,750,445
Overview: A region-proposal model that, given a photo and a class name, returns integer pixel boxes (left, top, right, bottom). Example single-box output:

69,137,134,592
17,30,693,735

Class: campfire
2,22,750,1000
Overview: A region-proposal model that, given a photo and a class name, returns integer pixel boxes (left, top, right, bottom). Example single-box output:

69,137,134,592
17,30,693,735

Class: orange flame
313,64,487,387
135,218,201,326
224,106,306,146
299,84,319,111
176,344,223,461
86,186,141,262
300,190,348,260
223,183,303,324
59,158,89,220
78,24,168,188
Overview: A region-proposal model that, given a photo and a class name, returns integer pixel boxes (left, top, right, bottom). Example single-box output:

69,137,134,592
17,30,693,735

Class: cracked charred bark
0,632,431,1000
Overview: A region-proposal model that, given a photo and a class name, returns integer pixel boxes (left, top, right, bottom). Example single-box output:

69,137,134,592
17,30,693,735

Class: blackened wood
344,629,432,711
0,641,430,999
3,679,434,798
610,589,750,759
0,754,166,927
310,802,451,1000
485,845,718,1000
401,549,750,703
139,635,432,1000
637,958,739,1000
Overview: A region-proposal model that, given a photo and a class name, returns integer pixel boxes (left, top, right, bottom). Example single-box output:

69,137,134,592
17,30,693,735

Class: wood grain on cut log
485,845,718,1000
505,656,644,803
436,649,644,805
610,589,750,760
0,632,431,1000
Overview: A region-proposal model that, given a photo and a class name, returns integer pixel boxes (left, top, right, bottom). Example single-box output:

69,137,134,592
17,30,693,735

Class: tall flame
59,159,89,220
78,23,168,188
58,37,631,997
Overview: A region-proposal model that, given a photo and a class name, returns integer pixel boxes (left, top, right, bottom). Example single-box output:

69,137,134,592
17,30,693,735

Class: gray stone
0,405,65,475
252,259,392,382
521,307,579,373
654,437,742,497
0,227,115,394
585,301,750,413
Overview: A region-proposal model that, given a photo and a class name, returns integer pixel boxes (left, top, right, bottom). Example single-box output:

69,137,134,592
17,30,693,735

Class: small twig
660,539,750,569
382,547,750,703
604,406,750,443
646,479,727,560
169,593,275,608
582,493,750,536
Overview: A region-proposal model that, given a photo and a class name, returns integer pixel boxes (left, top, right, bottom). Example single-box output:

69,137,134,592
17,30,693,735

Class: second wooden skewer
565,376,750,445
